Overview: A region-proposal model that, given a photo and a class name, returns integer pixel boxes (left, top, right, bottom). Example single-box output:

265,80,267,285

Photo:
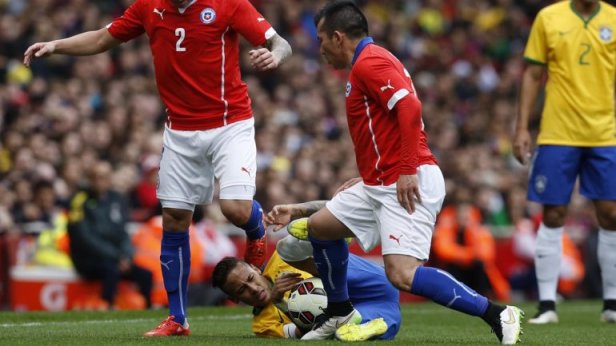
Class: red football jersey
107,0,275,130
347,42,436,186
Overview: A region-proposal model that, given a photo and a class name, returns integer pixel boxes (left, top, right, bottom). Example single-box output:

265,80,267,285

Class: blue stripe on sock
309,236,349,303
161,231,191,325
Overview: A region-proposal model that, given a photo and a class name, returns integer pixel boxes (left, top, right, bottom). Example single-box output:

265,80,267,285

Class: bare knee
307,215,327,240
595,201,616,230
384,255,423,291
162,208,193,231
307,211,353,241
220,199,253,226
542,205,568,228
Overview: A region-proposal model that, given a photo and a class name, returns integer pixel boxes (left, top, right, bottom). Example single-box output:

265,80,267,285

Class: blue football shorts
528,145,616,204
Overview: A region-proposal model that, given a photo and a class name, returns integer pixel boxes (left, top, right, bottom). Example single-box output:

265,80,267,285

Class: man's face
316,19,346,69
223,262,272,307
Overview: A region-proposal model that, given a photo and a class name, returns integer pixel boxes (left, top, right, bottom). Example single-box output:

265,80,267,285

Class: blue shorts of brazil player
528,145,616,205
346,255,401,340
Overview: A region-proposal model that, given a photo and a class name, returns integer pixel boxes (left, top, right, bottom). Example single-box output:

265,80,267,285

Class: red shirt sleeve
354,55,421,175
393,96,421,174
106,0,145,42
229,0,275,46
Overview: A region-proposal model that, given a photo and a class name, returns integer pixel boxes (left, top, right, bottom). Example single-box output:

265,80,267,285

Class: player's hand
513,128,532,165
271,272,303,303
265,204,296,231
24,41,56,67
334,177,362,195
397,174,421,214
249,48,279,71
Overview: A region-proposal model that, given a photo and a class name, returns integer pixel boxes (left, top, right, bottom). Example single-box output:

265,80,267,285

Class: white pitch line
0,314,252,328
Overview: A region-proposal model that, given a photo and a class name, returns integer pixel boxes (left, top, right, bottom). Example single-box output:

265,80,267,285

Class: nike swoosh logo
504,308,517,325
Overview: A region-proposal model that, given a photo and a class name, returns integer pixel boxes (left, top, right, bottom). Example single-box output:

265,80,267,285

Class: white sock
598,229,616,300
535,223,563,302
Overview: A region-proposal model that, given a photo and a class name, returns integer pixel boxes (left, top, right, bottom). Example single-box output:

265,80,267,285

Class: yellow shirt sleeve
252,304,289,338
524,10,547,64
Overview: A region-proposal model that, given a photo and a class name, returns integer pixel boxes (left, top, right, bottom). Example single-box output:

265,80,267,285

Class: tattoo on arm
296,200,328,217
266,34,292,65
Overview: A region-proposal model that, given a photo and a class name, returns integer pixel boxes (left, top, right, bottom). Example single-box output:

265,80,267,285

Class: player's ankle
538,300,556,312
327,300,354,316
481,301,504,326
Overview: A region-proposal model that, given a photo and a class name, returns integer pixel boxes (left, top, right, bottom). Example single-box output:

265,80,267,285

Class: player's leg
581,146,616,322
527,145,581,324
147,127,207,336
378,165,522,344
213,118,267,268
385,255,522,345
276,235,318,274
143,206,193,336
301,208,361,340
301,183,376,340
594,200,616,322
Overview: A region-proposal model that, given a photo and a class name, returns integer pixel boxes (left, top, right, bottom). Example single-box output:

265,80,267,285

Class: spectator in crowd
67,161,153,310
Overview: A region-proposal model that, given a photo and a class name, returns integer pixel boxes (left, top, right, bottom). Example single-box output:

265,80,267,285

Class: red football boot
245,234,267,268
144,316,190,337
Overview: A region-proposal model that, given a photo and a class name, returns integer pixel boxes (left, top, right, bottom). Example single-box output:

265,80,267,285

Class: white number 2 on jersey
175,28,186,52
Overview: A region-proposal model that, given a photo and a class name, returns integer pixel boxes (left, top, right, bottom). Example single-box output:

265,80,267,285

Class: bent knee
307,215,323,238
384,255,424,291
162,208,193,231
385,266,419,291
220,200,253,225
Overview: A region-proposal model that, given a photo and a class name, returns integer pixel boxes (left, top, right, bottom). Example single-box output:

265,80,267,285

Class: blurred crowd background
0,0,610,310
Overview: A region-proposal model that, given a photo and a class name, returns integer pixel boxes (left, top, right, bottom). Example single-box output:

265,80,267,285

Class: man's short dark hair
314,0,369,39
212,256,240,293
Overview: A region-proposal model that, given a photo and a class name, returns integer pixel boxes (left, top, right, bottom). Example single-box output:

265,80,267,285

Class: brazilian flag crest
599,25,612,42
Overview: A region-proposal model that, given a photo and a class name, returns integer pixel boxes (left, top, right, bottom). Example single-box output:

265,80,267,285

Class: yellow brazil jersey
251,251,312,338
524,1,616,146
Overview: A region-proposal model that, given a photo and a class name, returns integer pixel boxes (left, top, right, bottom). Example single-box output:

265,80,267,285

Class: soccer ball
287,277,328,330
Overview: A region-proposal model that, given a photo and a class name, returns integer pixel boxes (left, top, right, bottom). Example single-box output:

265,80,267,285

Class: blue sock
240,200,265,240
309,235,349,303
161,231,191,325
410,266,488,316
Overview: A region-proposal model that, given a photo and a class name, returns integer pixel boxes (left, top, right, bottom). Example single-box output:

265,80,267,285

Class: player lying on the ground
211,235,401,340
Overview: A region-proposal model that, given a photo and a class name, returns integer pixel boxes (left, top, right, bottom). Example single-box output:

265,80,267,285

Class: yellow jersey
524,1,616,146
251,251,312,338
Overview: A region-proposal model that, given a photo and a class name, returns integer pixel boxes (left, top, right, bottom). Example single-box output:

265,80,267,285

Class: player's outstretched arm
24,28,122,67
514,64,544,164
265,201,327,231
249,33,292,71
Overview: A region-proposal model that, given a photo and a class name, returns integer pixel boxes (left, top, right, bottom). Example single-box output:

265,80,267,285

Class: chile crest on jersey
200,7,216,24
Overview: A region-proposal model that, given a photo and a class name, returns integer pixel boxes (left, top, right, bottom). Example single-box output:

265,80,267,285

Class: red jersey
346,39,436,186
107,0,274,130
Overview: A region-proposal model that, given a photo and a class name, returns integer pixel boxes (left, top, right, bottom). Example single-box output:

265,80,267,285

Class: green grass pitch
1,301,615,345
